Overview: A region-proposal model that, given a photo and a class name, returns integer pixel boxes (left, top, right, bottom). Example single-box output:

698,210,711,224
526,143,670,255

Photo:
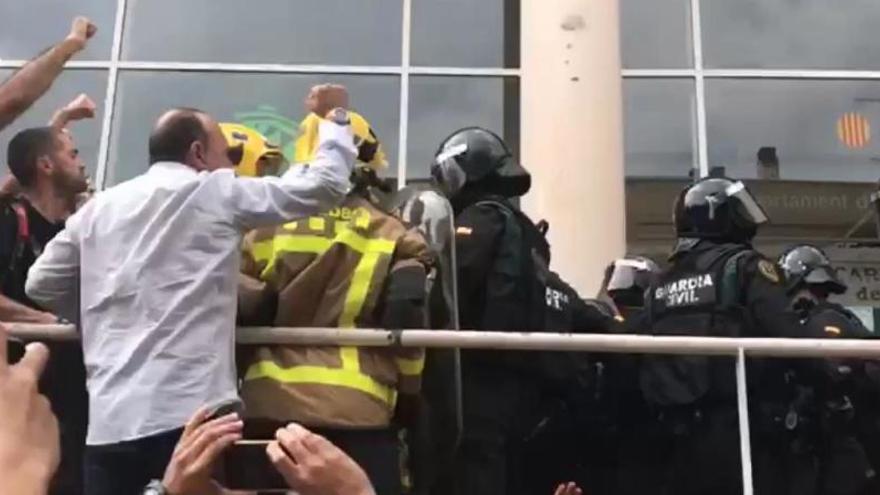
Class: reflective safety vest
238,195,430,428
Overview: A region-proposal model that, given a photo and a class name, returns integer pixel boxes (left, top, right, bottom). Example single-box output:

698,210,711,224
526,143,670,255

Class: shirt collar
148,161,200,178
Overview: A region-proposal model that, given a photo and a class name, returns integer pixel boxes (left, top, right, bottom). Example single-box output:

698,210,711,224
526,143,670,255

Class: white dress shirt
26,121,356,445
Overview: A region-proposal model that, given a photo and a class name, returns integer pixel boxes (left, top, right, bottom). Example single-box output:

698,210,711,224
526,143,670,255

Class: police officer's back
640,178,829,495
430,127,614,495
779,245,878,495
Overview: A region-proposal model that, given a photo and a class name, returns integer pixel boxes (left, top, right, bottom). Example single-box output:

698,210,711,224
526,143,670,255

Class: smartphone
222,440,290,492
206,398,245,420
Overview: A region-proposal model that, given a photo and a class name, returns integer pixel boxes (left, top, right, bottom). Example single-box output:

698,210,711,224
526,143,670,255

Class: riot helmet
604,256,660,308
674,177,769,243
431,127,530,201
778,244,846,295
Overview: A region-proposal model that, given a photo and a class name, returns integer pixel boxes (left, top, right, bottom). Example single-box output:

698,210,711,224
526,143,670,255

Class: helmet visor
725,181,769,226
607,259,652,292
803,265,848,294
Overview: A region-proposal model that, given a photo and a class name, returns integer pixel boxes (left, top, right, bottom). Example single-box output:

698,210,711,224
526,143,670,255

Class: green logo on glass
234,105,300,163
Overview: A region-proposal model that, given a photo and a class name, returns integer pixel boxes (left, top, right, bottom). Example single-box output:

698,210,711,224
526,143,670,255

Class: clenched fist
66,16,97,52
304,84,349,118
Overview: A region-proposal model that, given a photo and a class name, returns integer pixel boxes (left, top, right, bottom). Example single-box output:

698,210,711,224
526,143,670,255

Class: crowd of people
1,14,880,495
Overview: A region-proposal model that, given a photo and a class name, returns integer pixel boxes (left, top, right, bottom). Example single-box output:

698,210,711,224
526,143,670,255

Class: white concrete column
520,0,626,296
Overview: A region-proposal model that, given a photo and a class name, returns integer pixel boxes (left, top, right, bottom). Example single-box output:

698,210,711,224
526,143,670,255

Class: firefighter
430,127,615,495
638,177,833,495
235,113,431,495
778,245,878,495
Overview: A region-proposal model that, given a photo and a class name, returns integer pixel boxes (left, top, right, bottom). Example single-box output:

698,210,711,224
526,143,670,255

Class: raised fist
66,17,97,52
63,94,97,121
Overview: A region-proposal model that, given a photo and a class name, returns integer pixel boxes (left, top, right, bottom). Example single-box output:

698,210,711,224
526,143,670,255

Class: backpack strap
1,200,30,287
719,249,754,310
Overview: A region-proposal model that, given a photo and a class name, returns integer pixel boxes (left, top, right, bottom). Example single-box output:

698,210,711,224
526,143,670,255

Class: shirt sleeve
25,216,81,322
216,120,357,230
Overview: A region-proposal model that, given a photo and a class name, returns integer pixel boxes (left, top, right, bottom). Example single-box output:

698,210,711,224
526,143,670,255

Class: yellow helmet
293,111,388,172
220,123,287,177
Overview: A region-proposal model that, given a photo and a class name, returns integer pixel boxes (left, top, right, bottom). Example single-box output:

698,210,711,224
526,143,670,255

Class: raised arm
0,17,96,132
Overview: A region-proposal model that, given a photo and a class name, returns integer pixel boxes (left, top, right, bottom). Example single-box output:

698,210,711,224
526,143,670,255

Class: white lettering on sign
655,274,714,307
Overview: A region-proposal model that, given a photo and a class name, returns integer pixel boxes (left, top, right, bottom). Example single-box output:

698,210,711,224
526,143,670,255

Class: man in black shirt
1,115,93,495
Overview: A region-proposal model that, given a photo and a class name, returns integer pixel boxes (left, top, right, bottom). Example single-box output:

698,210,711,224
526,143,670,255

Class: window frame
0,0,521,190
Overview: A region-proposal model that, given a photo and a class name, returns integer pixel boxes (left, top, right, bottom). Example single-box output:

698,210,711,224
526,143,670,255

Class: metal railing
10,323,880,495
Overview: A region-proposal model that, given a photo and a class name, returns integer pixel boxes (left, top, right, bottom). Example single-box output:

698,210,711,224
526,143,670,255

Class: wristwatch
325,107,351,126
143,480,167,495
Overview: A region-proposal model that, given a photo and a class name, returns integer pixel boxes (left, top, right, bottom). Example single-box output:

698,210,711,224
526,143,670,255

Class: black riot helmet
778,245,847,295
604,256,660,308
674,177,769,243
430,127,531,201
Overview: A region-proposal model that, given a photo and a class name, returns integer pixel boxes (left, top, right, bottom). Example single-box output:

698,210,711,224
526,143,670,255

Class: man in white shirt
25,84,357,495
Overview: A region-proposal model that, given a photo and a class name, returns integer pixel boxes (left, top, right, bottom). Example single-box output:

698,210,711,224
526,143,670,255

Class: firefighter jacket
238,194,431,428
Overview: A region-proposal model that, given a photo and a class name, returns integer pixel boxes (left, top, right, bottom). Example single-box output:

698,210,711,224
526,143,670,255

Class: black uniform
799,301,877,495
640,239,832,495
452,198,615,495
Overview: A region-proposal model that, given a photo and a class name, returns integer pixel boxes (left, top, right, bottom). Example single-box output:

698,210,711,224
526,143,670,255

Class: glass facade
622,0,880,327
0,0,518,189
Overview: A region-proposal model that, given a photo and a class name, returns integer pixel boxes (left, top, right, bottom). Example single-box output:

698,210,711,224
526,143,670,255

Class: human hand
304,84,349,118
266,423,374,495
62,94,97,122
65,16,97,52
161,408,243,495
553,482,583,495
0,324,60,495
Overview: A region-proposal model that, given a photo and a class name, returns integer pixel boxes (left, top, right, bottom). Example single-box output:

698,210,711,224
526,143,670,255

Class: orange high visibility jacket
238,194,431,428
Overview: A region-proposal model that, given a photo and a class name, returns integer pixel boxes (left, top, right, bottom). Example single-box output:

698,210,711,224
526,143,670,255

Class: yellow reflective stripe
283,221,298,231
308,217,325,232
244,360,398,406
251,230,395,266
395,355,426,376
340,346,360,371
339,250,383,327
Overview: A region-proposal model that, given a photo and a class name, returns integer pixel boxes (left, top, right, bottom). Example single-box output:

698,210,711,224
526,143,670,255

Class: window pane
0,0,115,60
108,71,400,185
408,76,517,180
122,0,401,65
411,0,516,68
623,79,696,177
620,0,693,69
0,70,107,181
706,79,880,183
702,0,880,69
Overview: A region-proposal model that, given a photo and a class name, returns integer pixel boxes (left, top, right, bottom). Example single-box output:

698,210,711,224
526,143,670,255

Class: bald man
25,86,357,495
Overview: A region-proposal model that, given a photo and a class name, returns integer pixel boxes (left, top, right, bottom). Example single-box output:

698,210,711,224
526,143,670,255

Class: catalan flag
837,112,871,149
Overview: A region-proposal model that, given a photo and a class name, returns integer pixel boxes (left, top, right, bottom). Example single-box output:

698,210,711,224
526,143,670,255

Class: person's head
673,177,768,244
7,127,88,195
603,256,660,308
149,108,234,172
778,244,846,302
220,123,286,177
430,127,530,204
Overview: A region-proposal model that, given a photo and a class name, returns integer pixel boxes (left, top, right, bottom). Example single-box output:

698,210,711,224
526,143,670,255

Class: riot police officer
639,177,831,495
779,245,878,495
599,257,661,495
430,127,615,495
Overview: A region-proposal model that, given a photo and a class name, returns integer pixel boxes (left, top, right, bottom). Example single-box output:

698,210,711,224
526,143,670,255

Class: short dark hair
7,127,59,188
148,108,209,164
